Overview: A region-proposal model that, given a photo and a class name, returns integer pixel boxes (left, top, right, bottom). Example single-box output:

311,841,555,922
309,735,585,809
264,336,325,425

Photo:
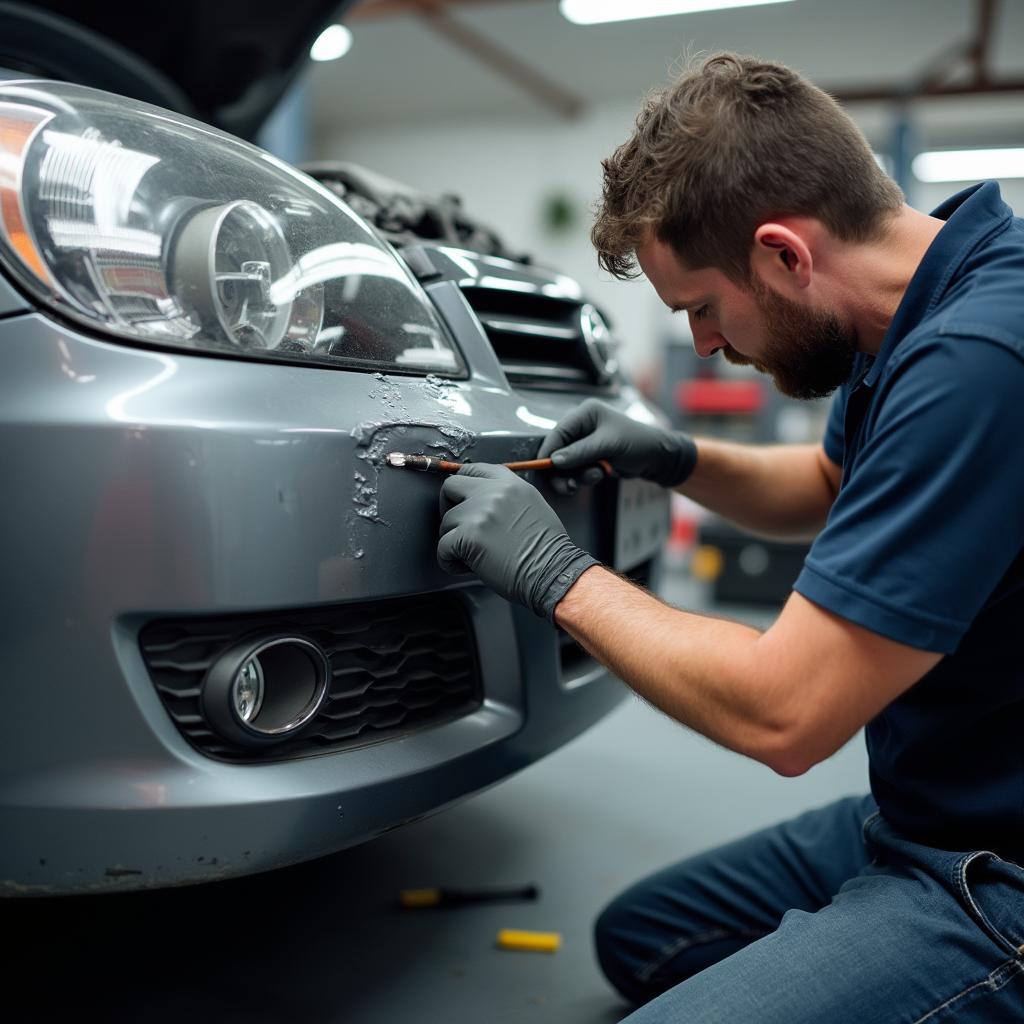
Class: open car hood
0,0,353,139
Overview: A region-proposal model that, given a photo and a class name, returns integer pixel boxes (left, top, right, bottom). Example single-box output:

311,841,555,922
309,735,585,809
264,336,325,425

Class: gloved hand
537,398,698,489
437,463,599,620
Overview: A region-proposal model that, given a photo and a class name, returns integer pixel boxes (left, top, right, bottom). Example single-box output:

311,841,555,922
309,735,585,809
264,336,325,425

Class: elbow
735,647,841,777
741,655,834,777
767,751,815,778
754,727,822,778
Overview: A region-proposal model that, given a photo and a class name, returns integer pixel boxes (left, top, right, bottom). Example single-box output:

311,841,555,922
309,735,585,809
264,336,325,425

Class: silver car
0,9,668,895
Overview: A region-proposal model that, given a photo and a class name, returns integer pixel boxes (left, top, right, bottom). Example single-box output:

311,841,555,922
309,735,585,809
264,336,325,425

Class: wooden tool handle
501,458,555,472
437,457,614,475
502,458,614,475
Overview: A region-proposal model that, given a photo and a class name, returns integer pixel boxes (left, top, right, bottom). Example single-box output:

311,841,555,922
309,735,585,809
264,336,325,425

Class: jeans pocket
860,811,884,843
955,851,1024,957
860,810,883,861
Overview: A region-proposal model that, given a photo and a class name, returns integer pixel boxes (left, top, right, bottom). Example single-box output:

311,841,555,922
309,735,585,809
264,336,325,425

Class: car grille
139,594,482,763
460,286,616,390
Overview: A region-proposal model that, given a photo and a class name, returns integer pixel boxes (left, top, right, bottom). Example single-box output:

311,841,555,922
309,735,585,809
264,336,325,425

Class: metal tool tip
386,452,407,467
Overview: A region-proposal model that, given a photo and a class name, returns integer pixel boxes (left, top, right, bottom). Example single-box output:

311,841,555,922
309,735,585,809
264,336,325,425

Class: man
436,53,1024,1021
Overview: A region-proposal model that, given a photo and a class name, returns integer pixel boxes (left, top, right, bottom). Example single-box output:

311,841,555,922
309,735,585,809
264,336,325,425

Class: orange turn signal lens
0,102,55,288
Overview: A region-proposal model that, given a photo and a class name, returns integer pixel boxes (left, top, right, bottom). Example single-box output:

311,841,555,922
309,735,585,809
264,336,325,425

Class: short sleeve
794,336,1024,653
822,386,846,466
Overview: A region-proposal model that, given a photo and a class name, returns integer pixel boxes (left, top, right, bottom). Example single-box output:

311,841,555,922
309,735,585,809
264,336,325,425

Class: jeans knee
594,881,762,1007
593,893,658,1005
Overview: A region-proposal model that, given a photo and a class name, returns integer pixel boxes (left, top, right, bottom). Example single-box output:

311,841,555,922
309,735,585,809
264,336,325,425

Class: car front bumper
0,300,667,894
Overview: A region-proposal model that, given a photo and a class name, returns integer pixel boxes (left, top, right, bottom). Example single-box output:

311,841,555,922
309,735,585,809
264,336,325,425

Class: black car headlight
0,80,464,376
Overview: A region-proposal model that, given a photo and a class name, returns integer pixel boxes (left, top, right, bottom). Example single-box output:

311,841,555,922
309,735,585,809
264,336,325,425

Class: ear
751,222,813,292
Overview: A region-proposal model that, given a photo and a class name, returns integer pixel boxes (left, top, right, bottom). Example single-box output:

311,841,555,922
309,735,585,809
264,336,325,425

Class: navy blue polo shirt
793,182,1024,851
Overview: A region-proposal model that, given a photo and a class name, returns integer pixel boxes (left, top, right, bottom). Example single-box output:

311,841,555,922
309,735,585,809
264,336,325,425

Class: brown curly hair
593,53,903,283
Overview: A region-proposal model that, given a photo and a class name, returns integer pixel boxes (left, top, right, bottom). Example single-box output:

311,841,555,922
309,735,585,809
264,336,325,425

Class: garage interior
5,0,1024,1021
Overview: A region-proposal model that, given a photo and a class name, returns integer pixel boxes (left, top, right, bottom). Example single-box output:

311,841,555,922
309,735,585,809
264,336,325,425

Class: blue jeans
595,795,1024,1022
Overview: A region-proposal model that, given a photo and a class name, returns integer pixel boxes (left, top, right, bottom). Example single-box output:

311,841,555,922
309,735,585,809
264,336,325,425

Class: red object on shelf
669,512,697,550
676,378,765,414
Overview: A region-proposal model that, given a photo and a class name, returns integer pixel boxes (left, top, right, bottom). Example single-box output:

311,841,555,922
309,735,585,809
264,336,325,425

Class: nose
693,331,726,359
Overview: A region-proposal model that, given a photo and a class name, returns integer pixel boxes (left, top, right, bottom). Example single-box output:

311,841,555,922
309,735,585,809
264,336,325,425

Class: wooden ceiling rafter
350,0,584,118
347,0,1024,111
832,0,1024,103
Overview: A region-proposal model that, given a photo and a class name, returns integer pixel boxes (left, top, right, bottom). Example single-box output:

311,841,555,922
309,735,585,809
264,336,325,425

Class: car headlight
0,80,464,375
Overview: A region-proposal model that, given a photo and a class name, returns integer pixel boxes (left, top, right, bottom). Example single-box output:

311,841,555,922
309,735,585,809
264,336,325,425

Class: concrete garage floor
8,572,869,1023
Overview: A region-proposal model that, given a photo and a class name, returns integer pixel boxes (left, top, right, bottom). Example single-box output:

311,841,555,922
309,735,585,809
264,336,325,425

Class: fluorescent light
559,0,794,26
912,148,1024,183
310,24,352,62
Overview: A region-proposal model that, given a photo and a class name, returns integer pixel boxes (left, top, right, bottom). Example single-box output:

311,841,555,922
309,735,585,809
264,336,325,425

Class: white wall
316,98,1024,381
316,100,688,379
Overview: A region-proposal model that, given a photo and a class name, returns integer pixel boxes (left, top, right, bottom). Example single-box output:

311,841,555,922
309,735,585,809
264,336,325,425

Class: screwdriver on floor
399,883,540,908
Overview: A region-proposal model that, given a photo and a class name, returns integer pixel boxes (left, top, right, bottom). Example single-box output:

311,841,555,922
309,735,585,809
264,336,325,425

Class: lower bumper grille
139,593,481,763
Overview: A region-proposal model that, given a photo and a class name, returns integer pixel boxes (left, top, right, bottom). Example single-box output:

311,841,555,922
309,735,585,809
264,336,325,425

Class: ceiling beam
835,0,1022,103
970,0,996,86
832,78,1024,103
349,0,1023,109
348,0,584,118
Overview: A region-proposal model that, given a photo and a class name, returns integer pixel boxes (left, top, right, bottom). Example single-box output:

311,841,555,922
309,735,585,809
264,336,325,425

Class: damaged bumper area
0,306,668,895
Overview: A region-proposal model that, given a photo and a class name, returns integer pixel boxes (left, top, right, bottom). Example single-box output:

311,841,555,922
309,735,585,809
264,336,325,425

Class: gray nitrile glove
437,463,599,620
537,398,697,489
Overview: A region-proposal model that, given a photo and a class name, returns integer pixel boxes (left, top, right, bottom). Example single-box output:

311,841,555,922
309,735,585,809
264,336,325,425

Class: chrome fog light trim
202,635,329,746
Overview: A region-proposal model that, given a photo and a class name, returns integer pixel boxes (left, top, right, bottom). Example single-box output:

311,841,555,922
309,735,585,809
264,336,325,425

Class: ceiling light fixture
559,0,794,27
912,148,1024,183
310,24,353,62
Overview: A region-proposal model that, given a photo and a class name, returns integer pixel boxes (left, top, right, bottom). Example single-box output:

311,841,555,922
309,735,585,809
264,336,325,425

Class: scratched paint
349,371,476,554
367,372,404,411
350,419,405,525
350,417,476,525
421,373,458,402
355,373,410,526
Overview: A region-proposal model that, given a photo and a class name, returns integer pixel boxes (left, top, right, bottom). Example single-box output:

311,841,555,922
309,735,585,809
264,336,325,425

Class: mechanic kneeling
435,53,1024,1023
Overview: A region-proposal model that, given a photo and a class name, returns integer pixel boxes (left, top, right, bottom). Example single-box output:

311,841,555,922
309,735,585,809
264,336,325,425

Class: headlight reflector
0,81,463,375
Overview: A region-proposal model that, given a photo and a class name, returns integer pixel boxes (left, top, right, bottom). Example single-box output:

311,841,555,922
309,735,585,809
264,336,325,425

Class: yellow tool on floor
496,929,562,953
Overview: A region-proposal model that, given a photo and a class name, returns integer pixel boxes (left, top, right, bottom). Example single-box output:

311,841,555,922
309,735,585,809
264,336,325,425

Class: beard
722,279,858,400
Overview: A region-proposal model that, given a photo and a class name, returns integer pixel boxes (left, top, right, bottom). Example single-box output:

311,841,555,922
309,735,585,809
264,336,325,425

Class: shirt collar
862,181,1013,387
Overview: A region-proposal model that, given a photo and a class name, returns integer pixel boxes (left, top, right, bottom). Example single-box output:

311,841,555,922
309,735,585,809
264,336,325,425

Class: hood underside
0,0,352,139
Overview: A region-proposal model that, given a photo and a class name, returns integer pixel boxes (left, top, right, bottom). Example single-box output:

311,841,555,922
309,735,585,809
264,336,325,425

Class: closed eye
692,305,709,321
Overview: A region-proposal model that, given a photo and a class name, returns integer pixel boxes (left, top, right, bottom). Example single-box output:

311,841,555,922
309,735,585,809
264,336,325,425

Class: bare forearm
680,439,836,539
555,565,798,771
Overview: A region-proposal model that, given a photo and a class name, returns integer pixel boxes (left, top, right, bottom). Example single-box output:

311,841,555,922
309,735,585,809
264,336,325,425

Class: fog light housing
202,635,329,746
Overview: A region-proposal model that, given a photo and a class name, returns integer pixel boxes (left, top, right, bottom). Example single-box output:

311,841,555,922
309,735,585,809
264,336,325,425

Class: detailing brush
385,453,612,476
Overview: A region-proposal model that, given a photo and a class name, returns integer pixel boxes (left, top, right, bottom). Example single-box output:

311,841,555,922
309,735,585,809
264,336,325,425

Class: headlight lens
0,80,464,375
